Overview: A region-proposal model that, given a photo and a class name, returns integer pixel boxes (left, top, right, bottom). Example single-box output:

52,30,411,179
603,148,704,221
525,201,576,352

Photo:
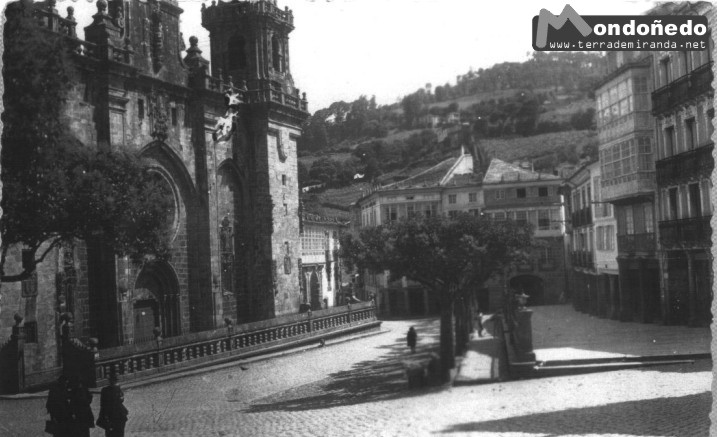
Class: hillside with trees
299,52,604,208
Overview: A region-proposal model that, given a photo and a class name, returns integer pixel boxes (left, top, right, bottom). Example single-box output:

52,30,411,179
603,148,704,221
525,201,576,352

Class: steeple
202,0,296,94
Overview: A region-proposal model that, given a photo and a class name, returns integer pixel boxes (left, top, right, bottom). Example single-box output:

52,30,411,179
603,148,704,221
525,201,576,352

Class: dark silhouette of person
68,375,95,437
98,372,129,437
407,326,417,353
46,375,72,437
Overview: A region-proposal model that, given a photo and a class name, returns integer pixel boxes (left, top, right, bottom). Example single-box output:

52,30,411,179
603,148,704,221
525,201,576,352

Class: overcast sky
28,0,654,111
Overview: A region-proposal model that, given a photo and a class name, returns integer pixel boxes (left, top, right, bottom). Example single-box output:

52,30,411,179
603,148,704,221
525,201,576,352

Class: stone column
637,259,647,323
687,251,697,326
618,261,631,321
514,309,536,362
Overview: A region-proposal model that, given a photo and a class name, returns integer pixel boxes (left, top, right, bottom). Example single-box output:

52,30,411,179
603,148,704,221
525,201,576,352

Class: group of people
46,372,128,437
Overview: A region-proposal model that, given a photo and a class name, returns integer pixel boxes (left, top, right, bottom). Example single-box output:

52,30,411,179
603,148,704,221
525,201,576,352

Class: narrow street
0,316,710,437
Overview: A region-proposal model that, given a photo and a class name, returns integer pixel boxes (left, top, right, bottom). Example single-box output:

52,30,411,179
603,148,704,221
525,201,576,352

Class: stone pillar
658,251,671,325
514,309,536,362
637,259,647,323
618,261,631,321
687,251,698,326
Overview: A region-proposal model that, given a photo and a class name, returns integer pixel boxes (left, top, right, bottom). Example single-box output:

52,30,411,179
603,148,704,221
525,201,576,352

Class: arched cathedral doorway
133,261,181,343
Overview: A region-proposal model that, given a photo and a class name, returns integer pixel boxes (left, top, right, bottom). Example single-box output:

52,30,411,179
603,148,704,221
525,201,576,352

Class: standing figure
407,326,417,354
69,375,95,437
46,375,72,437
97,372,129,437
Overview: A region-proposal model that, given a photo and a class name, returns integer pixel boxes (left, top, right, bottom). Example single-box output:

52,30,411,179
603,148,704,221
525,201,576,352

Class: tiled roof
383,157,458,189
483,159,562,184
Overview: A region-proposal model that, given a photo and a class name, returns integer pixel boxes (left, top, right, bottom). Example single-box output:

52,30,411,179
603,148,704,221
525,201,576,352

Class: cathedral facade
0,0,308,385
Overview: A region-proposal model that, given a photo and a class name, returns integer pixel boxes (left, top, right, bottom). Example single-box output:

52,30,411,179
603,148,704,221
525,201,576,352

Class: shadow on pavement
244,318,443,412
439,391,710,436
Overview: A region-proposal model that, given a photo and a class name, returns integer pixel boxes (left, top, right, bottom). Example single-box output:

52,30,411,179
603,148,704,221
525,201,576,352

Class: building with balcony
595,50,660,323
481,159,567,308
650,2,714,326
353,150,485,316
564,161,619,319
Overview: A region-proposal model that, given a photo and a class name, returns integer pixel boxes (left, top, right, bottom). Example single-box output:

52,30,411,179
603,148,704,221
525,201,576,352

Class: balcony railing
571,251,594,269
656,142,714,186
652,62,714,115
617,232,656,253
659,215,712,249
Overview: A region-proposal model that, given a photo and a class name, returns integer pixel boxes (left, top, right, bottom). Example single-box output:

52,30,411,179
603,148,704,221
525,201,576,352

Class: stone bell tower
201,0,309,320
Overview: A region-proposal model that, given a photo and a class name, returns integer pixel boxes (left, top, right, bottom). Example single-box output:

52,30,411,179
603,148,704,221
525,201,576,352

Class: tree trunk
439,289,455,382
455,296,469,356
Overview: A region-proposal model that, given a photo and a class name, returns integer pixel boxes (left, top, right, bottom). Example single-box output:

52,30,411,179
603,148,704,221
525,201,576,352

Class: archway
134,261,181,342
310,270,321,310
509,275,545,306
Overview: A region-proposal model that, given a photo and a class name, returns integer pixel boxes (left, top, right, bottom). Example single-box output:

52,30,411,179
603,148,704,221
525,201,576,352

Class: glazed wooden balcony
658,216,712,249
601,172,655,203
652,62,714,116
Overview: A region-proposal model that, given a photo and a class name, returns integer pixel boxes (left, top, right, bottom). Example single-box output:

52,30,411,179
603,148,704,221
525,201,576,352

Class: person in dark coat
407,326,417,353
97,372,129,437
46,375,72,437
69,375,95,437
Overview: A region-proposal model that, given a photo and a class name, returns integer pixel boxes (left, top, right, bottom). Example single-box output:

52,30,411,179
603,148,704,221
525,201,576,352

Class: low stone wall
91,302,379,386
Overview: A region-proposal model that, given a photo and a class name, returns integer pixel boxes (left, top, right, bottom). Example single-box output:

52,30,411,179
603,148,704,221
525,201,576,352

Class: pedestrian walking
97,372,129,437
45,375,72,436
407,326,417,353
68,375,95,437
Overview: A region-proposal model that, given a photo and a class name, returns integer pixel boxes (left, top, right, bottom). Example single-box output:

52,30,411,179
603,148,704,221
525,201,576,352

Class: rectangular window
515,210,527,225
493,212,506,221
470,209,480,216
664,126,675,157
682,51,692,75
607,225,615,250
701,179,712,215
644,203,654,233
538,210,550,230
707,109,715,140
668,187,679,220
469,192,477,202
448,210,459,219
625,207,634,234
171,107,178,126
516,188,526,198
685,118,697,150
448,194,457,204
138,99,145,120
688,183,701,217
538,187,548,197
596,226,604,250
660,57,671,86
495,190,505,200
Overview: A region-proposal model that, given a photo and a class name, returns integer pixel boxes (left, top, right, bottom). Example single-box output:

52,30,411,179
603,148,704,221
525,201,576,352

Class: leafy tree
308,157,339,185
340,213,534,379
570,107,596,131
1,8,173,282
401,93,423,128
